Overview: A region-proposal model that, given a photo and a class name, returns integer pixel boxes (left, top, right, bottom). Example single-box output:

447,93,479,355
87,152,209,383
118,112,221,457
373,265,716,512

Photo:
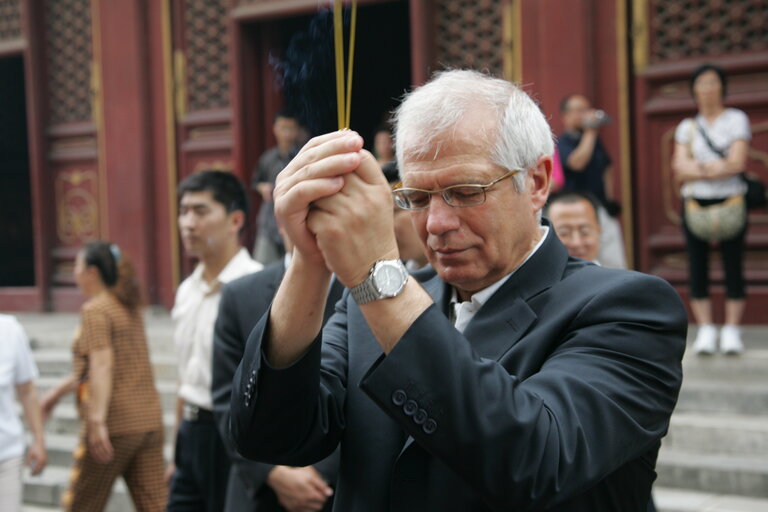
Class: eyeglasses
392,169,523,210
554,226,598,241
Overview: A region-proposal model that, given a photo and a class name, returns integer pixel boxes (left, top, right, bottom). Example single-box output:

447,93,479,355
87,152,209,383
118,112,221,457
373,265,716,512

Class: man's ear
229,210,245,233
529,155,552,212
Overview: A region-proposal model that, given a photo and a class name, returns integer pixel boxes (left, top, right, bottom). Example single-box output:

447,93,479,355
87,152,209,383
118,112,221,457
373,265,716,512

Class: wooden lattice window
44,0,93,124
650,0,768,63
0,0,21,42
183,0,230,111
435,0,503,76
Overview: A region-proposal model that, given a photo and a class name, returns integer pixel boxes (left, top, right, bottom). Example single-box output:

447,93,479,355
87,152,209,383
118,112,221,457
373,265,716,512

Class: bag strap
695,118,727,159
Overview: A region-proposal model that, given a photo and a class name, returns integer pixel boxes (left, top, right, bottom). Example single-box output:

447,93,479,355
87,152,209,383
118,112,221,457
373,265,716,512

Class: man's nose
425,195,460,235
179,211,196,229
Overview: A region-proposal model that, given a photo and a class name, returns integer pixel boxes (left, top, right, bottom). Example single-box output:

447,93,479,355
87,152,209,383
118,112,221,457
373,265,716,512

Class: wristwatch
350,259,409,305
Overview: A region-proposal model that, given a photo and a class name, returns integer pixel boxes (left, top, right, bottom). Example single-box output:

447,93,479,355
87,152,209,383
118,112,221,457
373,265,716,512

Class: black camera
583,109,611,129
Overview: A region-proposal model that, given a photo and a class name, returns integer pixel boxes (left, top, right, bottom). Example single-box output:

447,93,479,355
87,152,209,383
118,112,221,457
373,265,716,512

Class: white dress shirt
172,248,262,410
451,226,549,333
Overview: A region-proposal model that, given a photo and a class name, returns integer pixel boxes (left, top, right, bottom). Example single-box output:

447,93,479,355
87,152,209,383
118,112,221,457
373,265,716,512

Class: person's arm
672,141,708,183
360,270,687,510
263,131,368,368
87,346,114,463
564,128,599,171
40,374,78,422
164,394,183,485
603,164,614,199
699,139,749,179
16,380,47,475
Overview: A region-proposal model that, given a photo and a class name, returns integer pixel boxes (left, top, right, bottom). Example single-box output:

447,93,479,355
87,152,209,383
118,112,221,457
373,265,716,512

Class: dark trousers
683,198,747,300
167,418,231,512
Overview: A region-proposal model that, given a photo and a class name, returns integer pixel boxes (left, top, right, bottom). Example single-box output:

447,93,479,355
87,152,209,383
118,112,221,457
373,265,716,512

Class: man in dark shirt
557,95,626,269
556,94,612,204
252,111,300,265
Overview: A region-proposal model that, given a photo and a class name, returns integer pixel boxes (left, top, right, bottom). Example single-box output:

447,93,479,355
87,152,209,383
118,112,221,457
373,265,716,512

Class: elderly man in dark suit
212,235,342,512
230,70,687,511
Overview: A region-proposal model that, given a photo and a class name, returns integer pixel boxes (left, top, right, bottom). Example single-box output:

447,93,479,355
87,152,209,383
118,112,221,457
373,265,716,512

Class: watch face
375,262,406,295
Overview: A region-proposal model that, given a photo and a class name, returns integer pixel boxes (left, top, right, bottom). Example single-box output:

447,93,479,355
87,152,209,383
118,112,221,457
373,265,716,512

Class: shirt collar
191,248,255,293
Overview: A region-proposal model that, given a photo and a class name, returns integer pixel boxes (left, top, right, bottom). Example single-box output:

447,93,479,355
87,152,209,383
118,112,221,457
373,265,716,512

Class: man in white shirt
166,170,262,511
230,70,687,511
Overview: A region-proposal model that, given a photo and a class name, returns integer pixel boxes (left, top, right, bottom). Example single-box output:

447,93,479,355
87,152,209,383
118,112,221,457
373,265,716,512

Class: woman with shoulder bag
40,241,167,511
672,63,751,355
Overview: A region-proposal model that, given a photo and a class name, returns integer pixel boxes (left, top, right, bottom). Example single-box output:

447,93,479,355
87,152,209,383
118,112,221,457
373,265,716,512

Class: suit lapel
462,224,568,359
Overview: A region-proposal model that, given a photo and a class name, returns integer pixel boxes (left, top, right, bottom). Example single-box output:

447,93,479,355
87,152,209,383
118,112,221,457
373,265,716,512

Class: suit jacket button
251,369,257,377
423,418,437,434
403,400,418,416
244,399,250,407
392,390,407,406
413,409,428,425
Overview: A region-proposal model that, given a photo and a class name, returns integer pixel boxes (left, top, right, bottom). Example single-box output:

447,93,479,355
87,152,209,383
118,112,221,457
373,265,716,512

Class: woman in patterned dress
41,241,167,511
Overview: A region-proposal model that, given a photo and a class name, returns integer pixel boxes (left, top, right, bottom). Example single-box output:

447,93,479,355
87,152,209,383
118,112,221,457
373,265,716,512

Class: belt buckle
184,403,200,422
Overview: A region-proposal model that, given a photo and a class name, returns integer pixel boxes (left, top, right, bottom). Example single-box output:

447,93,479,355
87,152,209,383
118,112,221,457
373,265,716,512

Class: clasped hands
274,131,400,288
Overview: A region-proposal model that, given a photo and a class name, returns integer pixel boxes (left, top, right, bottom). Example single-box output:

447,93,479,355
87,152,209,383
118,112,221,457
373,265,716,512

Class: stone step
653,486,768,512
34,350,178,381
681,348,768,379
17,311,176,355
45,403,177,440
664,412,768,457
35,375,178,411
675,379,768,416
656,449,768,498
21,505,60,512
23,465,134,512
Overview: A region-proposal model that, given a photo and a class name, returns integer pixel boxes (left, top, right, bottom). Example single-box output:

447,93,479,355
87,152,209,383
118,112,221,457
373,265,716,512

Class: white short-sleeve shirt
0,315,39,462
674,108,751,199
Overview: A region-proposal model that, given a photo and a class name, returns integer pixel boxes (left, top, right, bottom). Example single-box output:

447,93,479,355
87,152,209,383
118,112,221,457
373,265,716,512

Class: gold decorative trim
56,170,99,244
616,0,634,268
90,0,108,239
631,0,648,74
502,0,522,83
163,0,181,289
174,49,187,121
660,127,680,225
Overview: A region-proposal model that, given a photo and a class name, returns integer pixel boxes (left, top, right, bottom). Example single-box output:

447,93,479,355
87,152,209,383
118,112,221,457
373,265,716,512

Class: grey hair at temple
392,69,554,192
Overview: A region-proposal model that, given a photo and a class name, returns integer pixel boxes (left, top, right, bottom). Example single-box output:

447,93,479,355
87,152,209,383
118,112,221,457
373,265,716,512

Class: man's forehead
550,200,599,223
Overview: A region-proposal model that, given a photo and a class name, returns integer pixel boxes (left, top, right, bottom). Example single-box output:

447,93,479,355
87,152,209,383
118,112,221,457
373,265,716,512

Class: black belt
183,403,214,423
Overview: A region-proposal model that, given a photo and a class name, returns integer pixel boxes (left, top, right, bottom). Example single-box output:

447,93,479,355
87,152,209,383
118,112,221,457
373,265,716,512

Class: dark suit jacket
230,227,687,511
212,261,342,512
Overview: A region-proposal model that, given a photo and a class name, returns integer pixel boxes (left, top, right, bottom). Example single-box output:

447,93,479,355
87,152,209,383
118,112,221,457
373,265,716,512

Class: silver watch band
350,260,408,305
350,278,379,304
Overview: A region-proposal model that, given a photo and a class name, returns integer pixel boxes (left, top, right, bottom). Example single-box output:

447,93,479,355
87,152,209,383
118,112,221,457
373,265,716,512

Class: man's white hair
393,69,554,192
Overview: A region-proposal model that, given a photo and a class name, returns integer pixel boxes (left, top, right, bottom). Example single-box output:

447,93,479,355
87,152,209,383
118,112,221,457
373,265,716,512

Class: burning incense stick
333,0,357,130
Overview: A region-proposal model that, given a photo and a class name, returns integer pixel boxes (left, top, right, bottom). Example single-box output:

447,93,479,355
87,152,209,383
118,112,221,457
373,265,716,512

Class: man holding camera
557,94,626,269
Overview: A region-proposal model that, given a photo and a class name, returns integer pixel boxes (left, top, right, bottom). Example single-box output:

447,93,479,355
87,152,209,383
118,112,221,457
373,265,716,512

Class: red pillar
95,0,157,302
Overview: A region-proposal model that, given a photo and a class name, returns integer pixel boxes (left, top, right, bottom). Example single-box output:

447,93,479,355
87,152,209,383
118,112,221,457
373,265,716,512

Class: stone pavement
7,310,768,512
